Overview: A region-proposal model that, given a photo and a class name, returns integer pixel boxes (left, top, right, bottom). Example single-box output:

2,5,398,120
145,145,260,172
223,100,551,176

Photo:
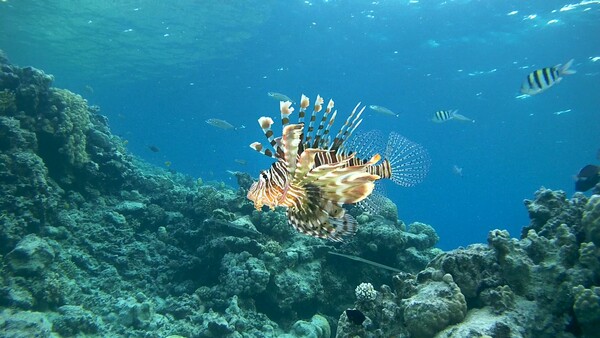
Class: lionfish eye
261,172,268,180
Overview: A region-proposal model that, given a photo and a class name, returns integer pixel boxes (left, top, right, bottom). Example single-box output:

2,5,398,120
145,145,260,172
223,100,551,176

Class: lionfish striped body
247,94,429,241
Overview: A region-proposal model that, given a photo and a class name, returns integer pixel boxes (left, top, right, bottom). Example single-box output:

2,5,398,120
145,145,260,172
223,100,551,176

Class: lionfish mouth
247,94,430,241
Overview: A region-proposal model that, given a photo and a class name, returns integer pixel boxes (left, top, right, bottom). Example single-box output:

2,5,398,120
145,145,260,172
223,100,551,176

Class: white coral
355,282,377,302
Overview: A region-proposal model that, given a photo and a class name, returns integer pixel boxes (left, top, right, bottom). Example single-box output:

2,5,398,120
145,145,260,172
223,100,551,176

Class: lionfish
247,94,429,241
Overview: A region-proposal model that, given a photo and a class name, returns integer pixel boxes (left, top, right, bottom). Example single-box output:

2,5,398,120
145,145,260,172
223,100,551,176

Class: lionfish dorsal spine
297,94,310,125
305,95,324,146
281,124,304,178
330,102,364,152
312,99,335,149
280,101,294,127
250,141,275,158
323,111,337,148
250,116,278,158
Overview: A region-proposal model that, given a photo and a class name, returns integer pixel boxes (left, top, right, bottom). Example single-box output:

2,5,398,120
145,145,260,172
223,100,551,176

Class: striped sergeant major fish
432,110,474,123
520,59,576,95
247,94,430,241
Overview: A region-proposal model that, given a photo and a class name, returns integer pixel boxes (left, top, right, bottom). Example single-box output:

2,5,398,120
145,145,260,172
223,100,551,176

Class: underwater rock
219,251,270,297
114,200,146,213
274,261,324,312
5,234,55,276
195,296,279,337
0,116,36,151
407,222,440,249
284,314,331,338
435,307,514,338
52,305,100,336
0,309,52,338
479,285,515,314
113,296,155,329
582,194,600,246
522,187,586,240
402,275,467,338
572,285,600,337
428,244,499,300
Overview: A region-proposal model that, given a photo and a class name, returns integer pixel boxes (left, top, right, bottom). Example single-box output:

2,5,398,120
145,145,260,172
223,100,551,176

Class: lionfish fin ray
306,153,380,204
286,185,357,241
249,141,276,158
298,94,310,124
383,132,430,186
253,116,283,158
281,124,304,178
280,101,294,127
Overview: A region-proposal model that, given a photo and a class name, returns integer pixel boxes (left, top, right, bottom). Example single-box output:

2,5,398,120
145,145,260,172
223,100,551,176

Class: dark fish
345,309,366,325
148,145,160,152
575,164,600,192
520,59,575,95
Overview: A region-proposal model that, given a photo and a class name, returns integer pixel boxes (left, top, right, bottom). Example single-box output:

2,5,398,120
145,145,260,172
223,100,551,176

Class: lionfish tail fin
383,132,430,187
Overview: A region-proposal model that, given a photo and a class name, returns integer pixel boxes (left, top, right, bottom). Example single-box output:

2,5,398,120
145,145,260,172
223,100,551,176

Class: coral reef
335,187,600,337
1,55,598,337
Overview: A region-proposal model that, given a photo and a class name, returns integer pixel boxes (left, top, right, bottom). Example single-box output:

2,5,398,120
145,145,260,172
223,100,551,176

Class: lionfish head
246,167,281,211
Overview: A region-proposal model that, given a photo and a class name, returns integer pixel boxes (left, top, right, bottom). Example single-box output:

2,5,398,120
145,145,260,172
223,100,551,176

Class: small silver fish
521,59,576,95
268,92,294,103
432,110,474,123
369,105,399,117
452,164,463,177
206,118,235,130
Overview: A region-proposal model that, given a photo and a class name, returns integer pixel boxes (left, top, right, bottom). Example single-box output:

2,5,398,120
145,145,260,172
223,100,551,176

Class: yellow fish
520,59,576,95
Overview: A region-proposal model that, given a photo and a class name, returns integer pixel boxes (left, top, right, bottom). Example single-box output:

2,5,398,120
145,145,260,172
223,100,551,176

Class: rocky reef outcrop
1,53,598,337
335,188,600,338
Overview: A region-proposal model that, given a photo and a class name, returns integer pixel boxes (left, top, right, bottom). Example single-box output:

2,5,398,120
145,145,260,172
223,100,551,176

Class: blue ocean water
1,0,598,250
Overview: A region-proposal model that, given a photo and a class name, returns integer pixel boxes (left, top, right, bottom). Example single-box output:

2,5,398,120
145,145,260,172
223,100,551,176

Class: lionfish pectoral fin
308,154,381,205
321,172,377,204
286,186,357,241
294,148,328,182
